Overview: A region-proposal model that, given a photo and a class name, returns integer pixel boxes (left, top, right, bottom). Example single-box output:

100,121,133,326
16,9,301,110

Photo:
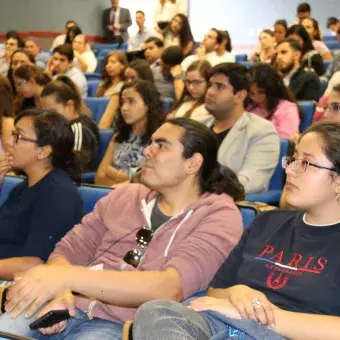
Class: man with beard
275,38,320,101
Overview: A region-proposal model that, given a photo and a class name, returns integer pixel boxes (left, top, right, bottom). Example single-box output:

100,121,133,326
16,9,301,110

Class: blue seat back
0,176,24,207
299,101,315,132
325,41,340,50
84,97,109,124
239,61,252,68
95,56,105,74
162,97,174,115
324,36,337,42
97,129,115,167
98,49,114,59
235,54,247,62
78,185,112,215
85,73,101,81
236,204,259,228
92,43,119,55
320,79,328,98
87,80,101,97
268,139,290,191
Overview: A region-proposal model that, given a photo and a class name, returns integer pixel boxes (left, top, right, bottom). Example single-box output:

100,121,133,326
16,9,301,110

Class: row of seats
0,176,257,228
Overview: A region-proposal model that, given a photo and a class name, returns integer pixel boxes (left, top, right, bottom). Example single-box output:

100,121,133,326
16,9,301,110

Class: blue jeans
0,308,122,340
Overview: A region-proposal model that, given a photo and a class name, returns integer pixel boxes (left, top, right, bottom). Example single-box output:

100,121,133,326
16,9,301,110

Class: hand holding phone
29,310,70,330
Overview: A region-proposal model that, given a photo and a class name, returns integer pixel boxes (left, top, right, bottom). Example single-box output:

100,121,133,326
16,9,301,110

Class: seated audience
128,10,156,52
7,49,36,95
72,34,97,73
274,19,288,44
40,76,99,172
154,0,188,31
24,38,50,70
248,63,300,139
162,14,194,57
0,109,82,280
0,34,25,77
65,26,83,45
286,24,325,76
0,77,14,153
144,36,164,66
168,60,211,124
95,80,163,186
96,50,128,97
182,29,235,71
50,20,77,51
133,120,340,340
249,29,276,63
275,38,321,102
0,118,244,339
13,64,51,114
99,59,154,129
302,18,333,61
327,17,340,35
205,62,280,194
46,44,88,98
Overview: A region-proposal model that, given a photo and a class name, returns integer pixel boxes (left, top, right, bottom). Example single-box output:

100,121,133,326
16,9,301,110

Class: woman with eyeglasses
130,120,340,340
95,79,163,186
0,109,82,281
167,60,212,124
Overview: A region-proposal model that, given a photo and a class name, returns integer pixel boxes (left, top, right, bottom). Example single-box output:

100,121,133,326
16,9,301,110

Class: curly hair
115,80,163,144
248,63,299,120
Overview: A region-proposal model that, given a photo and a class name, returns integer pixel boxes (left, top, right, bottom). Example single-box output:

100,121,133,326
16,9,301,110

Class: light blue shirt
65,67,88,98
127,27,155,52
36,52,50,70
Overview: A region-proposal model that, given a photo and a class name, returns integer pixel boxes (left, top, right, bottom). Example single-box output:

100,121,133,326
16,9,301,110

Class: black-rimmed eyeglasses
282,156,337,174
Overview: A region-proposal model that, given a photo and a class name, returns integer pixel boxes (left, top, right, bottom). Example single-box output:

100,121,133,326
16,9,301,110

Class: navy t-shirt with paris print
210,210,340,316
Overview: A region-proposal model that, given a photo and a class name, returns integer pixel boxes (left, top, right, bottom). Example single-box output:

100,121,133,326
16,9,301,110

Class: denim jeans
133,299,285,340
0,308,123,340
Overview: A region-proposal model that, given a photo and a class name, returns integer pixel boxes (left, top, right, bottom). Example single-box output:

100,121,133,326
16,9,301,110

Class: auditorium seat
319,78,328,98
245,139,290,205
92,43,119,56
81,129,115,183
87,80,101,97
235,54,247,62
299,101,316,132
162,97,174,115
95,56,105,74
84,97,109,123
85,73,102,81
239,61,252,68
0,176,24,207
236,203,259,228
325,41,340,50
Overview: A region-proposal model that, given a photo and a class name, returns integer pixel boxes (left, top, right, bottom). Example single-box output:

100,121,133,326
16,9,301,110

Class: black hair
301,121,340,175
168,14,194,50
115,80,163,144
144,36,164,48
327,17,339,28
136,10,145,16
297,2,311,13
209,62,250,94
41,76,83,113
14,64,51,87
168,118,245,199
14,109,81,182
5,32,25,48
248,63,298,120
0,76,13,124
65,26,83,44
65,20,77,29
7,49,36,95
220,30,232,52
286,24,314,55
126,59,154,83
277,38,303,53
53,44,74,62
161,46,184,66
274,19,288,31
304,18,322,40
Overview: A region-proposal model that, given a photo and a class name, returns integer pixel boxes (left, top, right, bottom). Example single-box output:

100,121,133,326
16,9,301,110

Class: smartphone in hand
29,310,70,330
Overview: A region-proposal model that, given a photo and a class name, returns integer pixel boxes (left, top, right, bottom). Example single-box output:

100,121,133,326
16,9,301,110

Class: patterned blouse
113,134,146,173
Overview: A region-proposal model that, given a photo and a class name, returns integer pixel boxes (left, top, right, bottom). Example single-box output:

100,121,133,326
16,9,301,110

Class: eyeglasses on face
14,79,27,89
282,156,337,174
185,79,206,87
123,228,153,268
11,130,38,144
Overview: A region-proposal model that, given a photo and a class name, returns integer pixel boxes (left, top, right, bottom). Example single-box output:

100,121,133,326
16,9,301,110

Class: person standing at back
102,0,132,44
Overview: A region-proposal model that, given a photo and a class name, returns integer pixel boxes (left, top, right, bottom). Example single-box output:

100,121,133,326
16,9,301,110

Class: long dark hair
65,26,82,44
286,24,314,55
115,80,163,144
169,60,211,116
168,118,245,199
168,14,194,49
248,63,298,120
14,109,81,182
0,76,13,125
126,59,154,83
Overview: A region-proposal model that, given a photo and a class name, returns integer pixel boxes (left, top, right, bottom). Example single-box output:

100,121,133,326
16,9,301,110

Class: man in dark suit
102,0,132,43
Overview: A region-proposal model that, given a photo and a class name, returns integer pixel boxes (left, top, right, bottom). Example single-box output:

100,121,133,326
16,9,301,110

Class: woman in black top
286,24,325,76
40,76,100,172
132,121,340,340
0,109,83,280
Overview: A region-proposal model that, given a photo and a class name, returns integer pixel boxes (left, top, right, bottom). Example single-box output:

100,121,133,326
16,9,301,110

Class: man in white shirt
72,34,97,73
46,44,88,97
128,11,155,52
50,20,77,51
181,29,235,71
